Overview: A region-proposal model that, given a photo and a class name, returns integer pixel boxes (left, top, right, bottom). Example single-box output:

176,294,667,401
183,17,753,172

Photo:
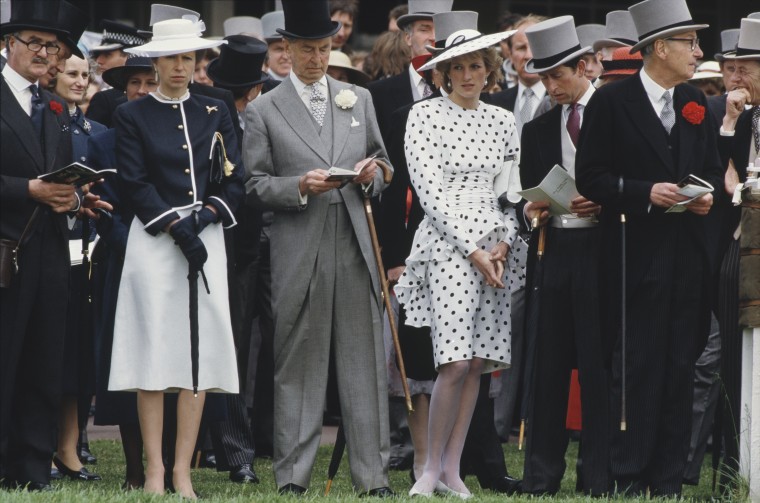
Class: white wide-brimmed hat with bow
126,18,225,58
418,28,516,72
628,0,708,54
723,18,760,61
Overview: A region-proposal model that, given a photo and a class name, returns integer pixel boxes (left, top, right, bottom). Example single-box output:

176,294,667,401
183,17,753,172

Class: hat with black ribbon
262,11,285,42
524,16,590,74
425,11,478,53
418,27,516,72
715,29,739,61
576,24,605,54
601,46,643,78
592,10,638,53
276,0,340,40
206,35,269,88
628,0,708,54
723,18,760,61
102,55,154,91
396,0,453,30
91,20,147,54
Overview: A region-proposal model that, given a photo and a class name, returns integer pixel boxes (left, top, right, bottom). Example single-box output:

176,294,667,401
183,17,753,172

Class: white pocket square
351,117,360,127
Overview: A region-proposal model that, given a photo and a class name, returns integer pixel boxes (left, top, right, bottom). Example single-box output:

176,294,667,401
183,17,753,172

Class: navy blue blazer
70,106,106,165
113,92,244,235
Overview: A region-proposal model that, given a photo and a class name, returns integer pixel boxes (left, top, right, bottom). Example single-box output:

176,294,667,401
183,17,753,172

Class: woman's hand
489,242,509,284
468,249,505,289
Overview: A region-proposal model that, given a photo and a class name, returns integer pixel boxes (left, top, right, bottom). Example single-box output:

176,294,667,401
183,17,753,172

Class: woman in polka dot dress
394,28,522,498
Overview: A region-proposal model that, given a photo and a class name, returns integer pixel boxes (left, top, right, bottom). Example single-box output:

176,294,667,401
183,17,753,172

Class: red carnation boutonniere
681,101,705,125
49,101,63,116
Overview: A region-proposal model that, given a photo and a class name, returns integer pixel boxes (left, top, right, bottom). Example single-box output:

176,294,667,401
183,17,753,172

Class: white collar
290,72,328,96
563,82,595,112
640,67,673,103
517,79,546,100
149,90,190,103
1,64,37,92
408,63,424,87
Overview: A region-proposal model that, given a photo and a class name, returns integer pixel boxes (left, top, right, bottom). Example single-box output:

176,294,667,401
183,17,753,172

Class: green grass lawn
0,439,724,501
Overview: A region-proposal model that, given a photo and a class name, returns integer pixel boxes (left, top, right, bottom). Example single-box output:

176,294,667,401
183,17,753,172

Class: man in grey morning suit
243,0,392,496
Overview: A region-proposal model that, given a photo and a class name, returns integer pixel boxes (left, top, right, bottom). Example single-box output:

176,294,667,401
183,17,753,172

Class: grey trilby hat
715,29,740,61
723,18,760,61
576,24,605,54
396,0,453,30
525,16,591,74
628,0,708,54
425,11,478,53
224,16,263,39
592,11,638,53
262,11,284,42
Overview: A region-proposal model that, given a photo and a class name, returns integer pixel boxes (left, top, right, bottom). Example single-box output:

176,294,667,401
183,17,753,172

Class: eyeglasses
13,35,61,55
665,37,700,52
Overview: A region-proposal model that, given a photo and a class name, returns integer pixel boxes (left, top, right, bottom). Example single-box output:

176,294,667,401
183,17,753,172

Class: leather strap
14,207,40,255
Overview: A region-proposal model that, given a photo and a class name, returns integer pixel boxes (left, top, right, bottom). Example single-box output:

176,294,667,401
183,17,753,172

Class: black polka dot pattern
394,97,523,373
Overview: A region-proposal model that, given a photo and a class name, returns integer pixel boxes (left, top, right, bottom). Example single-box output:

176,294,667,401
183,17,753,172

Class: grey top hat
576,24,605,54
750,13,760,20
137,4,201,36
525,16,591,74
715,29,740,61
396,0,453,30
628,0,708,54
262,11,284,41
723,18,760,61
0,0,10,25
224,16,263,39
592,10,637,53
425,11,478,53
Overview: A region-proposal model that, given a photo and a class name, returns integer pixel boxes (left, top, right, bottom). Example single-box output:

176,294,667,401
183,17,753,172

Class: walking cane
518,218,547,450
364,159,414,414
619,177,627,431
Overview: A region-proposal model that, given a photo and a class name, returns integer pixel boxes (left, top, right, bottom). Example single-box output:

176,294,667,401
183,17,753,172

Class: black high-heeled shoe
52,456,102,481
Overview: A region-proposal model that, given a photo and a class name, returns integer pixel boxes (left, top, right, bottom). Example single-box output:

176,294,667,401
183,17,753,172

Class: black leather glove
169,214,207,269
196,206,218,234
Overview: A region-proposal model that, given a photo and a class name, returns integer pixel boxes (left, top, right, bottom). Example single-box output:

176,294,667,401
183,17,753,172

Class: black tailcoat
576,73,723,496
368,71,414,145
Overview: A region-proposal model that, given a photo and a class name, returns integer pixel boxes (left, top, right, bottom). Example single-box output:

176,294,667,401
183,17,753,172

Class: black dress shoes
78,443,97,465
5,480,55,492
488,475,522,495
50,467,63,480
52,456,102,481
360,486,395,498
278,483,307,495
229,463,259,484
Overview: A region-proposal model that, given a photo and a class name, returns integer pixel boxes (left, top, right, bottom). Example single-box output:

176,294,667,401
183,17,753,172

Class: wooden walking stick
364,159,414,413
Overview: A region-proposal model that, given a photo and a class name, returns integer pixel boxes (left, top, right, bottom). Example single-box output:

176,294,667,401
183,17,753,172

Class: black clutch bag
209,131,234,195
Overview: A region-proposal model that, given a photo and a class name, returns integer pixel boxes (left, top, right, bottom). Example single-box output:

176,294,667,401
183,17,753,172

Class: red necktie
567,103,580,147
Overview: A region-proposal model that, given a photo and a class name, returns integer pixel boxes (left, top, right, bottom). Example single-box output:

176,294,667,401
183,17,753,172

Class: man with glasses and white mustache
576,0,723,497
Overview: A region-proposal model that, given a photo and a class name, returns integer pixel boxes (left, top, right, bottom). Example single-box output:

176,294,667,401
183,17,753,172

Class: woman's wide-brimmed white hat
418,28,516,72
126,18,225,58
525,16,591,74
690,61,721,80
628,0,708,54
723,18,760,61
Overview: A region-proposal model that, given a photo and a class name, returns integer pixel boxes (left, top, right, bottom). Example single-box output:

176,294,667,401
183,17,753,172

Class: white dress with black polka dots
394,96,523,373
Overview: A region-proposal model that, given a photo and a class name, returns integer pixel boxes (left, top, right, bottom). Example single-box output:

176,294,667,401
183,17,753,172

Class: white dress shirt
408,63,428,102
2,63,37,115
640,68,674,117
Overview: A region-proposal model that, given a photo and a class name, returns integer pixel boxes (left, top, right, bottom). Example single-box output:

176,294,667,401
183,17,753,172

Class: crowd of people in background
0,0,758,499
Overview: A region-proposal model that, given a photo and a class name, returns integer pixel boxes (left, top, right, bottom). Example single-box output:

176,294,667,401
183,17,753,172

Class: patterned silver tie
660,91,675,134
308,82,326,127
422,82,433,98
519,87,535,128
752,106,760,156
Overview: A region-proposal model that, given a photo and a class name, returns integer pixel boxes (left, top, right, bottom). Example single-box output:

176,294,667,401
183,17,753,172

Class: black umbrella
619,212,627,432
518,223,547,450
324,420,346,495
188,211,210,397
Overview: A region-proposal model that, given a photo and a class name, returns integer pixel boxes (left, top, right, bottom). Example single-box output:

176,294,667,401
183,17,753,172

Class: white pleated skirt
109,209,239,393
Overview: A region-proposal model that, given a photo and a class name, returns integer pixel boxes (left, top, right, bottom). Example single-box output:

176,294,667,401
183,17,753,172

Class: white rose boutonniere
335,89,358,110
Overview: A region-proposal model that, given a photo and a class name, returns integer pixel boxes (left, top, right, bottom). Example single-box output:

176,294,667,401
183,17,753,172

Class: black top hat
276,0,340,40
102,56,154,91
206,35,269,89
57,0,89,58
0,0,69,38
91,20,146,54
